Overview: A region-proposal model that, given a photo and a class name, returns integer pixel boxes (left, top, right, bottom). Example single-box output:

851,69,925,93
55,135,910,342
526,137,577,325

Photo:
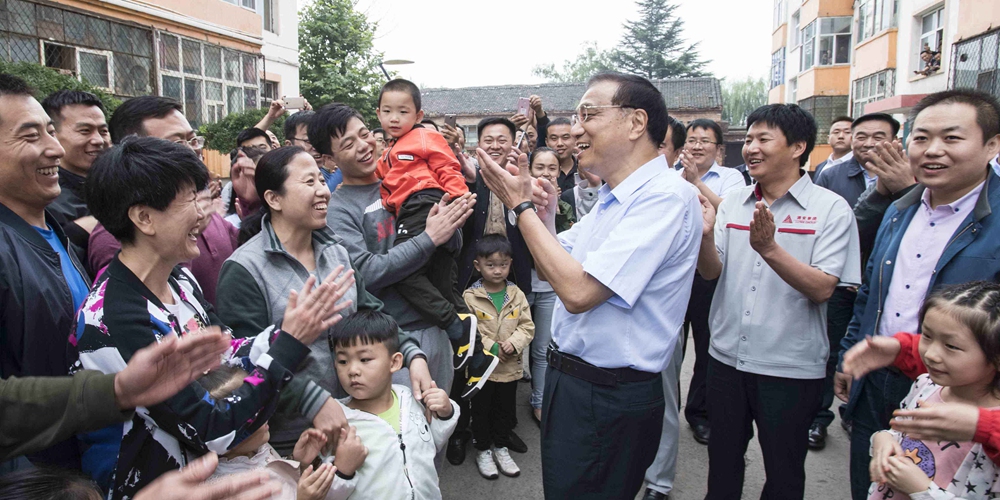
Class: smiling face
529,150,560,186
743,121,805,185
685,126,720,171
137,183,205,263
0,94,65,222
546,124,574,161
329,117,377,184
851,119,894,166
480,123,513,167
570,81,636,182
52,104,109,177
334,340,403,401
266,152,330,231
908,102,999,206
919,306,996,394
377,90,423,140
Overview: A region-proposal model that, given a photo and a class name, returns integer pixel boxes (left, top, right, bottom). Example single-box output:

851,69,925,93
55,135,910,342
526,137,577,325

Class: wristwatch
508,201,535,227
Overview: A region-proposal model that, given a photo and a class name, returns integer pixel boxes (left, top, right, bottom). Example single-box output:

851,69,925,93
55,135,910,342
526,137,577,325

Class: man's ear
389,351,404,373
790,140,808,164
283,140,292,147
128,205,156,237
628,108,649,142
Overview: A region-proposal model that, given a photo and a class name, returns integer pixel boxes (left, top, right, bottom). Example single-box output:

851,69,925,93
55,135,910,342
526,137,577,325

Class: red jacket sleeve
891,332,925,379
422,130,469,199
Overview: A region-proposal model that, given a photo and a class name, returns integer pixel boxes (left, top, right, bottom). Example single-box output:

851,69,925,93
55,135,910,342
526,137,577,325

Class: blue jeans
527,290,556,409
848,368,913,500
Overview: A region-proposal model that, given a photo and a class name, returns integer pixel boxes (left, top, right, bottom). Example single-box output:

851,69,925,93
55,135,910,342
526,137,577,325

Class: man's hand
679,151,701,185
476,148,538,209
748,202,777,256
424,193,474,246
884,456,932,494
421,381,454,420
699,194,716,238
842,336,902,379
408,357,433,401
134,452,278,500
297,463,336,500
293,428,328,466
834,371,853,402
441,124,462,152
868,140,914,196
282,269,355,345
267,99,287,120
529,95,545,119
870,431,903,484
510,113,529,129
301,98,313,111
333,426,367,476
313,398,348,446
891,400,979,442
115,329,229,410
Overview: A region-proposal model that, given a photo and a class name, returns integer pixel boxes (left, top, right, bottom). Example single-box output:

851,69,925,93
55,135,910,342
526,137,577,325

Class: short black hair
378,78,421,111
420,118,439,131
372,128,384,136
586,72,669,146
686,118,723,145
283,110,315,143
746,104,817,167
236,127,273,148
530,146,559,165
86,137,209,245
309,103,365,156
852,112,901,136
0,74,36,128
0,467,102,500
477,117,516,142
475,233,513,259
831,115,854,127
667,117,686,151
329,310,400,355
229,145,264,165
41,90,105,128
108,96,182,144
547,117,573,129
910,89,1000,143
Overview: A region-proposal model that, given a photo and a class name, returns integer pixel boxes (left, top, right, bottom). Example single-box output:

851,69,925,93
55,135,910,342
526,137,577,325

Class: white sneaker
493,447,520,477
476,449,499,480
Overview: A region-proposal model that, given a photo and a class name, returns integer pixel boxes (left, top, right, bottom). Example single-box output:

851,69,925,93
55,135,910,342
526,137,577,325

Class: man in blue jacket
836,89,1000,500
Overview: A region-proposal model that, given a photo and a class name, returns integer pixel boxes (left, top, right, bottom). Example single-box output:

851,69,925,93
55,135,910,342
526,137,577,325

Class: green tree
531,42,619,83
199,107,285,153
298,0,385,124
721,76,768,127
0,60,121,115
611,0,711,79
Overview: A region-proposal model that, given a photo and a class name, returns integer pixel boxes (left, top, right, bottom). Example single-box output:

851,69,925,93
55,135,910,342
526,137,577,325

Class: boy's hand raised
333,426,367,476
293,428,328,466
297,463,336,500
421,381,454,420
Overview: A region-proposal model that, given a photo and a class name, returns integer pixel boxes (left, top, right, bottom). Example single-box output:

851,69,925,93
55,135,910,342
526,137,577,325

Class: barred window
852,69,895,117
771,49,785,89
951,29,1000,101
798,95,849,143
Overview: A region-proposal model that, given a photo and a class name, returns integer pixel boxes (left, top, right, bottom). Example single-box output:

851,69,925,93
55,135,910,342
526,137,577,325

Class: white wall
260,0,300,97
893,0,954,97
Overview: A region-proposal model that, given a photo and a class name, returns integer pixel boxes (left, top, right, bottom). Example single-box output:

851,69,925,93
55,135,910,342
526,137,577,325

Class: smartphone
285,96,305,109
444,114,457,128
516,97,530,117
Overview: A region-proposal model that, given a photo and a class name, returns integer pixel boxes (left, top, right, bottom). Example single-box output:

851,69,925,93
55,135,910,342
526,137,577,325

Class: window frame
852,69,896,117
918,7,945,73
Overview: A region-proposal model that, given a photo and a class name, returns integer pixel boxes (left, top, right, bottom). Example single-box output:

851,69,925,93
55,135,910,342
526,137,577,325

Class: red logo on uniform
782,215,793,224
795,216,818,224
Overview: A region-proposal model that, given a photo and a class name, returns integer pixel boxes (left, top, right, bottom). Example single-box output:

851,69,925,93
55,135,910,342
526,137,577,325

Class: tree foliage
532,42,617,84
721,76,768,127
0,60,121,116
298,0,385,125
612,0,710,79
199,107,285,153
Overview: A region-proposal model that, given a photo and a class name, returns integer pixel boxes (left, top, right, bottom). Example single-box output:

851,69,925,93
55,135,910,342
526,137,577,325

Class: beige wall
853,29,898,78
768,84,786,104
773,24,787,53
797,66,850,100
801,0,854,26
955,0,1000,41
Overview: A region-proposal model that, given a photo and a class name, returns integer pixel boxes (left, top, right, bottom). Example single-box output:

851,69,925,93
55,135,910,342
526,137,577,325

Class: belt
546,346,658,387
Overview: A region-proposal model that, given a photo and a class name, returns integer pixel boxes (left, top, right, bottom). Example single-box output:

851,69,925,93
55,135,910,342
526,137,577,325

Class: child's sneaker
493,447,520,477
461,347,499,400
476,449,499,480
450,314,477,370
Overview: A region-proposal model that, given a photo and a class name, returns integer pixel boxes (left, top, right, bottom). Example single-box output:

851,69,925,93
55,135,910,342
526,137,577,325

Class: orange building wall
773,24,787,53
797,66,851,100
853,30,897,77
808,145,831,171
768,84,786,104
801,0,854,26
955,1,1000,41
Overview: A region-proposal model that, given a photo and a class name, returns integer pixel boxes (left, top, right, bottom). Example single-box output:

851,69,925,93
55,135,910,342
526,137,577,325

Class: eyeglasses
291,136,312,145
177,135,206,150
574,104,634,124
685,138,719,147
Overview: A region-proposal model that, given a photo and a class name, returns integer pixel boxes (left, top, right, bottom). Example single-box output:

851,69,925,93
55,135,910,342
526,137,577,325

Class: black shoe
840,418,852,435
446,434,468,465
692,424,710,445
808,423,827,450
451,314,477,370
642,488,669,500
460,346,499,400
497,431,528,454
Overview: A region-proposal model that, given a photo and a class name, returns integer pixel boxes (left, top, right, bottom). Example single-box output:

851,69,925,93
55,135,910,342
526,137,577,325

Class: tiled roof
420,77,722,117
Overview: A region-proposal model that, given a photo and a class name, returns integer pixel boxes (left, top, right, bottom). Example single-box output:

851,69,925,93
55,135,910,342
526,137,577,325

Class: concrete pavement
439,337,853,499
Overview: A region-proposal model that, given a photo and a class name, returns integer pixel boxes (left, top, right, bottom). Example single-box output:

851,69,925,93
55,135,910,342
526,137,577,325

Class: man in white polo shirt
698,103,862,499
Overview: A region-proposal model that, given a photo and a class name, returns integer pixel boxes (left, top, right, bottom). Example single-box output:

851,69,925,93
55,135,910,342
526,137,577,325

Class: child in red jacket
376,79,496,396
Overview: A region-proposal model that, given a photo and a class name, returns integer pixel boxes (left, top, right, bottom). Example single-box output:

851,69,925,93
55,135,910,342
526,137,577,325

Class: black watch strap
512,201,535,217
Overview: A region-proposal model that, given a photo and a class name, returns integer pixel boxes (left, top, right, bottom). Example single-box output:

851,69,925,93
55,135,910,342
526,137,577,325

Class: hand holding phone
444,114,457,128
285,96,306,110
517,97,530,117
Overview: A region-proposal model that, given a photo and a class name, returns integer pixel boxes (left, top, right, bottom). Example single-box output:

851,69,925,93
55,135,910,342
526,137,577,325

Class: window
158,33,180,72
220,0,255,9
182,39,202,75
263,0,277,33
79,50,112,89
43,42,76,73
918,8,944,73
788,77,798,103
857,0,898,43
463,125,478,148
798,96,849,143
261,80,279,104
771,49,786,89
184,78,203,128
791,11,801,47
951,29,1000,101
853,69,896,117
773,0,786,30
801,17,852,70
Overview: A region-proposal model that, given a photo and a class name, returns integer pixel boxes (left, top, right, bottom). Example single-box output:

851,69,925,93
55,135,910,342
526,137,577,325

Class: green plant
0,60,121,115
199,107,285,153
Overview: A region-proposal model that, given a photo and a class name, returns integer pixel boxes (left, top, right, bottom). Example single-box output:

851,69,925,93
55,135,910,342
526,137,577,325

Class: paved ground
439,338,853,499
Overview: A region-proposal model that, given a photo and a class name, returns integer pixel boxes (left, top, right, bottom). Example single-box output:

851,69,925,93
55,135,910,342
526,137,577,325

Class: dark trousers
705,357,823,500
471,380,518,450
814,286,857,427
541,366,664,500
392,189,467,330
449,370,471,436
683,274,717,428
848,368,913,500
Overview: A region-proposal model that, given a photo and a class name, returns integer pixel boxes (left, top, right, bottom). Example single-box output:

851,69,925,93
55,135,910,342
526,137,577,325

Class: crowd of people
1,65,1000,500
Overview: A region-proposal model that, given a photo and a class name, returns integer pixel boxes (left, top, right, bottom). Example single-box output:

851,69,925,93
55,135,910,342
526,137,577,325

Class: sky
343,0,772,90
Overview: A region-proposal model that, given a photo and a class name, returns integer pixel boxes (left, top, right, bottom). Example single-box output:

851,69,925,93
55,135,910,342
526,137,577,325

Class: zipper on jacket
398,433,414,498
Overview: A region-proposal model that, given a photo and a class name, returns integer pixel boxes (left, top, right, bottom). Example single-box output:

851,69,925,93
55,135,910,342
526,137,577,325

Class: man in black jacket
0,74,92,471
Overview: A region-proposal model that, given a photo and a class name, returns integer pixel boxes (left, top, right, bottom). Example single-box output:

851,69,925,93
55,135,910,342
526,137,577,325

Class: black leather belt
547,345,658,387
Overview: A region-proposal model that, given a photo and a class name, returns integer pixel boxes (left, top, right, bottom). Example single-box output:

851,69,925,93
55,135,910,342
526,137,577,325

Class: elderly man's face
0,94,65,216
571,80,633,179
